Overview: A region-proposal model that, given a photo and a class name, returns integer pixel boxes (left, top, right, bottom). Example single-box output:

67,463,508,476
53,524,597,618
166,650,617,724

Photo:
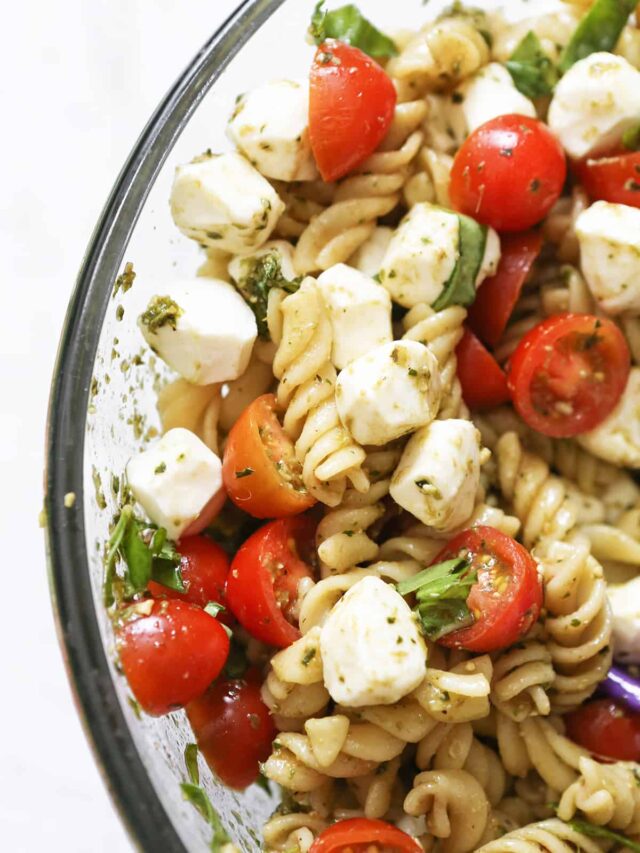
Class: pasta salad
103,1,640,850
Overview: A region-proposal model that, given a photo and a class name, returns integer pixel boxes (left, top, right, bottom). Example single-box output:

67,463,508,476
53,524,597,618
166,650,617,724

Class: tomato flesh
456,327,510,410
450,114,566,232
309,40,396,182
117,599,229,716
576,151,640,208
507,313,630,437
309,818,422,853
226,516,316,648
187,668,276,790
222,394,316,519
435,526,542,653
565,699,640,762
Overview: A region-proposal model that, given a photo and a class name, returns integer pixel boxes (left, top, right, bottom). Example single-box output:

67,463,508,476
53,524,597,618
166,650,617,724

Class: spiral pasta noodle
491,640,555,722
263,812,327,853
558,757,640,833
542,188,590,265
156,378,221,453
476,817,605,852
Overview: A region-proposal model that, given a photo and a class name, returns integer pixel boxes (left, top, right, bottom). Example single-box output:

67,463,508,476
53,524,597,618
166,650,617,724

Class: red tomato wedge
187,669,276,790
450,114,566,232
467,231,543,347
565,699,640,762
309,40,396,182
309,818,422,853
456,327,510,410
116,600,229,716
507,313,630,438
226,516,316,648
575,151,640,208
222,394,316,519
435,526,542,653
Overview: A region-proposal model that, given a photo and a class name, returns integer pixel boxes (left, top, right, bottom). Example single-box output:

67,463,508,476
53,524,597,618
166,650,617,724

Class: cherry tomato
450,115,566,232
435,526,542,653
226,516,316,648
309,818,422,853
467,231,543,347
456,327,510,410
309,40,396,182
222,394,316,519
116,600,229,716
507,313,630,438
187,668,275,790
565,699,640,762
575,151,640,208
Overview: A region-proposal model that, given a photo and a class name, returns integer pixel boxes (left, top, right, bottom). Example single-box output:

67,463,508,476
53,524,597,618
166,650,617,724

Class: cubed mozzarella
348,226,394,278
228,239,297,287
548,52,640,160
451,62,536,137
390,419,481,531
577,368,640,468
126,428,223,541
478,226,501,285
336,340,442,446
316,263,392,368
170,151,284,253
575,201,640,315
607,576,640,664
227,80,317,182
320,576,427,707
138,277,257,385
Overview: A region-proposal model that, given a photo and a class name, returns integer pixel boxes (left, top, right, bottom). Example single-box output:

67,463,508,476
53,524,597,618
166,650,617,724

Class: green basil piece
506,31,560,98
235,252,301,339
559,0,637,73
121,517,154,593
622,122,640,150
431,214,487,311
180,783,231,851
309,2,398,58
184,743,200,786
566,818,640,853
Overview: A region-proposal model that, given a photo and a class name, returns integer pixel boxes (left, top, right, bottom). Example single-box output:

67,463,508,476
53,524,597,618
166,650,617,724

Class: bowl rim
43,1,286,848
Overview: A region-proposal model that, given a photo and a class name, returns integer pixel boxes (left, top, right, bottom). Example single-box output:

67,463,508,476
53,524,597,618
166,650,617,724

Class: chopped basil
184,743,200,786
309,2,397,58
180,783,231,851
204,601,226,619
139,295,183,333
235,467,254,479
623,123,640,150
255,772,271,794
506,31,559,98
224,636,249,679
113,261,136,298
235,252,301,338
431,213,487,311
559,0,637,73
566,818,640,853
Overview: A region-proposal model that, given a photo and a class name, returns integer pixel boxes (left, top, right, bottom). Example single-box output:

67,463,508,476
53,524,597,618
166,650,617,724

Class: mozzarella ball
451,62,536,137
608,576,640,664
577,367,640,468
228,240,297,287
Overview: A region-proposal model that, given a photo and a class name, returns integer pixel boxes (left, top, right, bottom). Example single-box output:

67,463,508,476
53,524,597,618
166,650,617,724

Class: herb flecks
236,252,301,338
140,296,183,334
113,262,136,298
181,783,231,851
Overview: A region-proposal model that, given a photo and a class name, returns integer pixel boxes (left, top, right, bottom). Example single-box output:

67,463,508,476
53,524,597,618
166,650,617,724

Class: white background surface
0,2,240,849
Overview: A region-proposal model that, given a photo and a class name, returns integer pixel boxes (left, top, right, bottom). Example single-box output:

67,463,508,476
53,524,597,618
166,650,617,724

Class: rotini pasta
558,756,640,833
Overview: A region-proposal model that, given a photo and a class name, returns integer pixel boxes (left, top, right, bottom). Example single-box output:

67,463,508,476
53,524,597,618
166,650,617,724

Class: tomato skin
309,40,396,182
565,699,640,762
226,516,316,648
456,327,510,410
467,231,543,347
576,151,640,208
187,669,276,790
450,114,566,232
507,313,630,438
435,526,542,653
117,600,229,716
309,818,422,853
222,394,316,519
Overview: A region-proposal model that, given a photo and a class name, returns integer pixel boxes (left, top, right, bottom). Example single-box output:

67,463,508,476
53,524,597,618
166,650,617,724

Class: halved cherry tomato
467,231,543,347
575,151,640,208
565,699,640,762
309,818,422,853
456,327,510,410
435,526,542,653
187,668,275,790
507,313,630,438
450,114,566,232
116,599,229,716
222,394,316,519
226,516,316,648
309,40,396,182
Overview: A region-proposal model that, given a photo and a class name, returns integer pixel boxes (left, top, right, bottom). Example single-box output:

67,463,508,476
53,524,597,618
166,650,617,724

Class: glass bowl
44,0,545,848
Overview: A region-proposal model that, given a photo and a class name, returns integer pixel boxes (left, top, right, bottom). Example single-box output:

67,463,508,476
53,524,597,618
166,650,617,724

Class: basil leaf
431,214,487,311
566,818,640,853
235,252,301,338
181,783,232,851
184,743,200,786
418,598,475,640
224,637,249,679
103,506,133,606
204,601,226,619
121,517,153,593
623,123,640,150
506,31,559,98
309,2,398,58
150,558,185,593
397,558,467,595
559,0,637,73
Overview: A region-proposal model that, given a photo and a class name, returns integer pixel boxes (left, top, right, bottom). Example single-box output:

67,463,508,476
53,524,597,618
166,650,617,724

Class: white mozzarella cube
320,576,427,707
576,201,640,315
478,226,501,285
316,263,392,368
348,226,394,278
170,151,284,253
228,239,297,287
607,576,640,664
227,79,317,182
451,63,536,137
126,428,223,541
336,340,442,446
548,52,640,160
138,277,257,385
390,419,481,531
577,368,640,468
